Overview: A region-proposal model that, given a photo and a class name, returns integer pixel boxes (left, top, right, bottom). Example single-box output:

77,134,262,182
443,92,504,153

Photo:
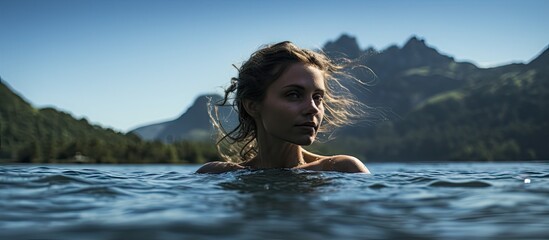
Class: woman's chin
294,136,316,146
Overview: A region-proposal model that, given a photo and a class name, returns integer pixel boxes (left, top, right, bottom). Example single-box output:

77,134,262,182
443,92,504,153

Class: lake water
1,162,548,239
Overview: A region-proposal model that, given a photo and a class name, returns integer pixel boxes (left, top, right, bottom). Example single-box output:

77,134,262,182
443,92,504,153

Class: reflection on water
0,162,548,239
219,169,333,224
219,169,333,193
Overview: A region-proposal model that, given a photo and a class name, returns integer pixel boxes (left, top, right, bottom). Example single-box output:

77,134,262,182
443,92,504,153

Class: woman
197,41,370,174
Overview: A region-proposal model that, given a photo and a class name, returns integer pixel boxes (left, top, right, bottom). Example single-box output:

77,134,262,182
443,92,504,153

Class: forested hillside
321,37,549,161
0,80,217,163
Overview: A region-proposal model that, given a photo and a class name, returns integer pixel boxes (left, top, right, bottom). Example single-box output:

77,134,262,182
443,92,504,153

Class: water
1,162,548,240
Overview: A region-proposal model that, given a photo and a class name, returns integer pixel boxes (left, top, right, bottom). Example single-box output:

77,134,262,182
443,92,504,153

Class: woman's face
255,62,325,145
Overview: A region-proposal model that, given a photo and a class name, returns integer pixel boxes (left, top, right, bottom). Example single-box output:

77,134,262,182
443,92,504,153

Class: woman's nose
304,98,321,115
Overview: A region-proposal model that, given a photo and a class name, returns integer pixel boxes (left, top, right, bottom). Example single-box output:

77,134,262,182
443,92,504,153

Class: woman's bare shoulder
195,161,246,174
300,150,370,173
320,155,370,173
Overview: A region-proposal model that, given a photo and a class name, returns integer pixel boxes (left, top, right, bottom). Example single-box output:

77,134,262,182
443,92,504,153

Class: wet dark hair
210,41,367,163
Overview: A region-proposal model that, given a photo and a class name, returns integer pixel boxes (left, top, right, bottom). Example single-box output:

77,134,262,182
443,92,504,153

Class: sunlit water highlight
1,162,548,239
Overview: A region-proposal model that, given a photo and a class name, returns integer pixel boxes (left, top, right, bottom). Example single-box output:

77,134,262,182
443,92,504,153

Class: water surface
1,162,548,239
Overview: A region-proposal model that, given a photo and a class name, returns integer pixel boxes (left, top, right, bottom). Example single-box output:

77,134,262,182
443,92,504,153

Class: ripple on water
218,169,333,193
428,180,492,188
0,163,548,240
368,183,390,189
32,175,92,185
58,186,131,197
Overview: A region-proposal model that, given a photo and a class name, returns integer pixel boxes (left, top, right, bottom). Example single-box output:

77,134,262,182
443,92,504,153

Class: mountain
0,79,217,163
124,34,549,161
353,57,549,161
323,34,362,59
322,37,549,161
329,35,479,119
130,94,233,142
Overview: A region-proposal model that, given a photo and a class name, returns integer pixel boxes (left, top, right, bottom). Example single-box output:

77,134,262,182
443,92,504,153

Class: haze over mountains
131,94,223,142
2,34,548,162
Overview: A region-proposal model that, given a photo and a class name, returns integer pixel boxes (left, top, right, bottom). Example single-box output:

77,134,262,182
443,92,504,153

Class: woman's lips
296,122,318,131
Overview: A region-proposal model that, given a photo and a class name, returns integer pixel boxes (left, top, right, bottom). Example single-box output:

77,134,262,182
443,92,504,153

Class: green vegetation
313,36,549,162
0,80,217,164
323,65,549,161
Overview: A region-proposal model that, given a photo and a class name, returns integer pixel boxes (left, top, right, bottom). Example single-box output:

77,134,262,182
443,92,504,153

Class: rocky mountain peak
323,33,362,59
394,36,453,68
402,36,428,50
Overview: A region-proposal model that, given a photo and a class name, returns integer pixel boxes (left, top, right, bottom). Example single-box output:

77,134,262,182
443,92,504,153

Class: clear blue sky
1,0,548,132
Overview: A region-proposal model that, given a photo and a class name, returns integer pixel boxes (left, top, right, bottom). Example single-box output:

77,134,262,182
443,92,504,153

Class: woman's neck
250,136,306,169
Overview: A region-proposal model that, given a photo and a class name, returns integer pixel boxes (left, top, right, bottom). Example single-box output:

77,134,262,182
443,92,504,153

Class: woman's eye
286,92,300,99
313,94,324,102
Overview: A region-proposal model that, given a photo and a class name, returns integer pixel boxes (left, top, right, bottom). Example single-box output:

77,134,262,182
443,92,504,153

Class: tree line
1,81,218,164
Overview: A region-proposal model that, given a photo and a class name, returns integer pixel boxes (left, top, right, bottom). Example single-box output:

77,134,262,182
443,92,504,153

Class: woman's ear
243,99,261,118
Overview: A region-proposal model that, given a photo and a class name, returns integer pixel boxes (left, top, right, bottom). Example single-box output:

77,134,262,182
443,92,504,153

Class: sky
1,0,548,133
